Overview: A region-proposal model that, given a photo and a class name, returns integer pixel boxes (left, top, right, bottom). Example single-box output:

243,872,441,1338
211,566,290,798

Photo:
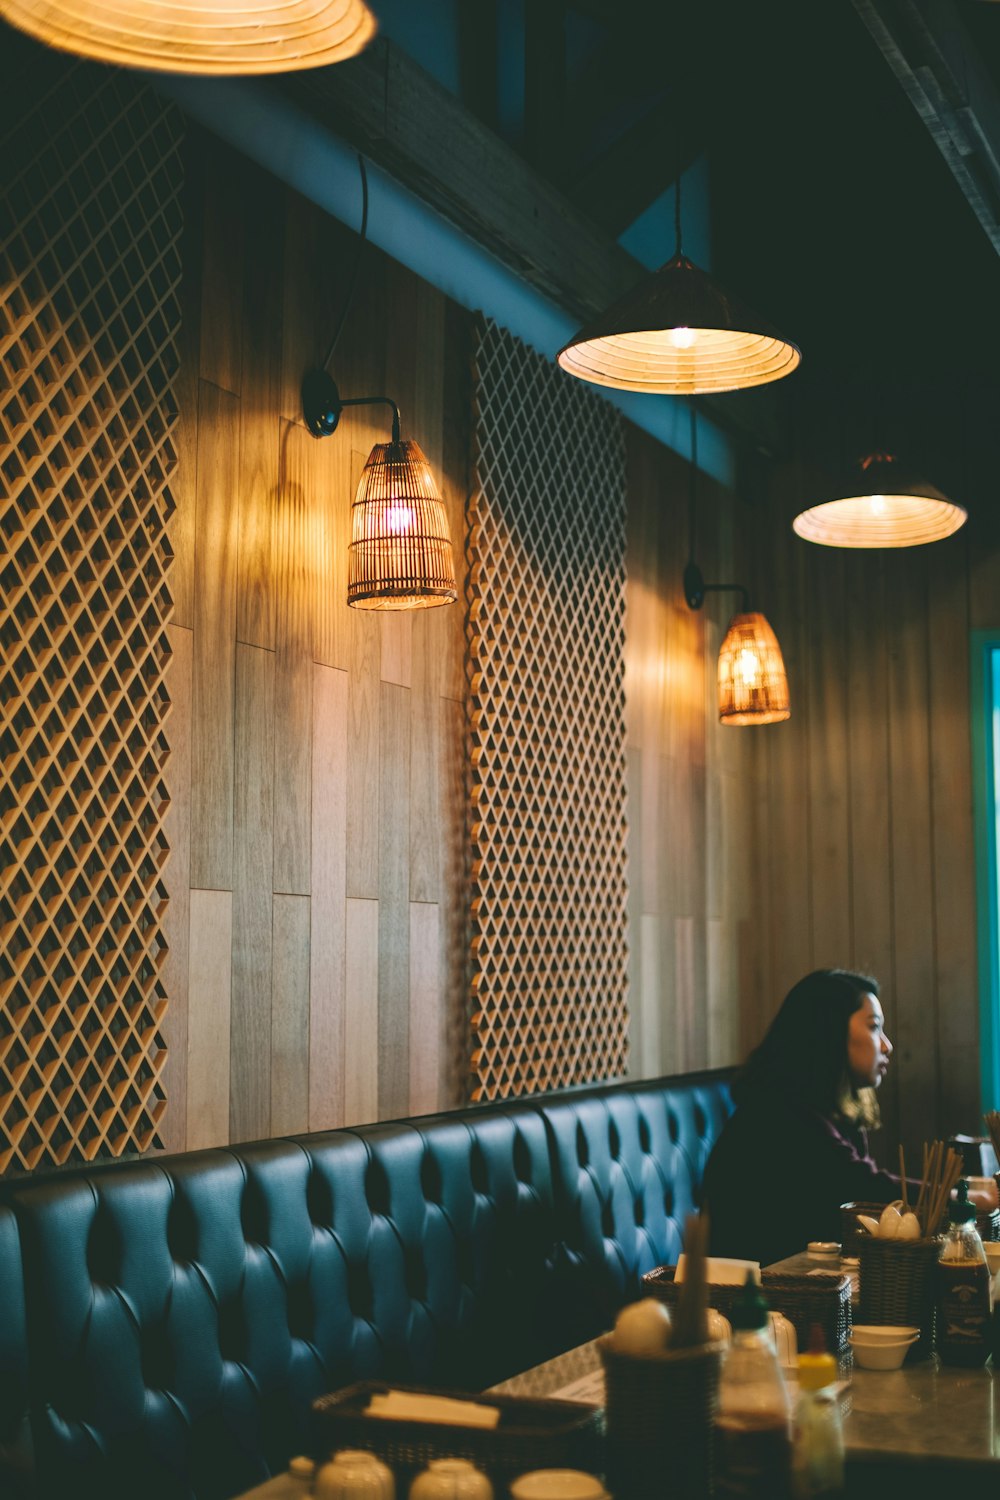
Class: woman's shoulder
711,1093,849,1167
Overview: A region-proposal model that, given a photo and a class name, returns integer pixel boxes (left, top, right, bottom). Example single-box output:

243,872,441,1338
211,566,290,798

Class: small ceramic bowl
848,1331,919,1369
849,1324,919,1344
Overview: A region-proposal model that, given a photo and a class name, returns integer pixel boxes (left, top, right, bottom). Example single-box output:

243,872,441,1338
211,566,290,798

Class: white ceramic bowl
848,1331,919,1369
849,1324,919,1344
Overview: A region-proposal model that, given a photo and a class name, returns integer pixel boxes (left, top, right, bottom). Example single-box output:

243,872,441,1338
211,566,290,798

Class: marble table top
235,1250,1000,1497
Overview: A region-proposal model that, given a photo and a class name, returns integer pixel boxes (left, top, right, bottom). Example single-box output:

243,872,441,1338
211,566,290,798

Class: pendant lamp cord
674,168,683,258
322,152,369,374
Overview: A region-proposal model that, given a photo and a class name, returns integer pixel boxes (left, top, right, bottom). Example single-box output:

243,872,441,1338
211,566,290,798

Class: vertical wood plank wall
624,432,760,1082
750,461,1000,1168
158,129,765,1151
162,132,473,1148
160,127,999,1157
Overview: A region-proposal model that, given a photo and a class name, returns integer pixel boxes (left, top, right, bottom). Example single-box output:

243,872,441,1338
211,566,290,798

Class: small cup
315,1451,395,1500
410,1460,492,1500
509,1471,608,1500
706,1307,732,1347
769,1311,797,1368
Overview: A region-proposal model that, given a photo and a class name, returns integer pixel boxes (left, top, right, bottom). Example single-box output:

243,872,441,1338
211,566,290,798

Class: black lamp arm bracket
683,561,750,614
302,368,401,443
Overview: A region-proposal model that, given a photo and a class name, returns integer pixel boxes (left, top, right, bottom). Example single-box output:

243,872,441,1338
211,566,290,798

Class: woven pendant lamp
717,612,790,726
348,438,457,610
558,252,802,395
792,451,967,548
0,0,376,74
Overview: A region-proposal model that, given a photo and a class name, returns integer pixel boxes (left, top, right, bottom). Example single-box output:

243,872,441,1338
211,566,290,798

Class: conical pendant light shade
792,452,967,548
717,612,790,725
0,0,375,74
557,254,801,395
348,439,457,611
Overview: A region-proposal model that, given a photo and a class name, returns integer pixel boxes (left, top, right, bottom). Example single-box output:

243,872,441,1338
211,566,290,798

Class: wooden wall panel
271,894,310,1134
16,81,992,1166
309,662,348,1131
753,459,995,1169
409,901,442,1114
187,888,233,1149
622,429,760,1083
231,643,275,1143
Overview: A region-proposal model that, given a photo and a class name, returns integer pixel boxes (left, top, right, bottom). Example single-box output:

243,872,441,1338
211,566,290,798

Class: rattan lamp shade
0,0,375,73
557,254,801,395
717,612,790,725
792,453,967,548
348,439,457,610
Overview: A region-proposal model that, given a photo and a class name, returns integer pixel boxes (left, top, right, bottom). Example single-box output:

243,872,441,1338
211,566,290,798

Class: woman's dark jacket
702,1091,901,1267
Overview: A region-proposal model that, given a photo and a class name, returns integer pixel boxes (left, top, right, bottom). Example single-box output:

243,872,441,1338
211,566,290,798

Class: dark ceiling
548,0,1000,501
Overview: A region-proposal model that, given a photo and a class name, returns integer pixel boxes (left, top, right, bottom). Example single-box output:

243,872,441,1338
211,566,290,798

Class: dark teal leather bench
0,1068,733,1500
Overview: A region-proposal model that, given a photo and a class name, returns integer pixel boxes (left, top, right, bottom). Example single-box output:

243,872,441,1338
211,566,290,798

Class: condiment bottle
715,1272,793,1499
936,1178,991,1367
792,1326,843,1500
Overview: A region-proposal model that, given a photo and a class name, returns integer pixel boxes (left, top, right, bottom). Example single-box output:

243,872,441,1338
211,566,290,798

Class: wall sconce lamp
0,0,376,74
683,408,790,725
302,369,457,611
558,170,801,395
792,451,967,548
301,153,456,612
684,563,790,726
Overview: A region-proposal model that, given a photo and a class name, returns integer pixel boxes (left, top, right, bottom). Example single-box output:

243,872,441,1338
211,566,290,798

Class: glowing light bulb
868,494,887,517
384,504,415,534
737,648,760,687
669,326,697,349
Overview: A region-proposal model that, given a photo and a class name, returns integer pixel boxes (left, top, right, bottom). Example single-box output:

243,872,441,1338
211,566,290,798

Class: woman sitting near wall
702,968,997,1267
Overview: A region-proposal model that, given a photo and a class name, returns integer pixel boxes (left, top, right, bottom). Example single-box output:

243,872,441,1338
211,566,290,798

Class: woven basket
642,1265,852,1356
843,1200,1000,1254
310,1383,604,1489
599,1335,723,1500
857,1235,939,1358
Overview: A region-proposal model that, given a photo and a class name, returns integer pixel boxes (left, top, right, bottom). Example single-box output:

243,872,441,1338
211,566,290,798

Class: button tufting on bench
0,1070,733,1500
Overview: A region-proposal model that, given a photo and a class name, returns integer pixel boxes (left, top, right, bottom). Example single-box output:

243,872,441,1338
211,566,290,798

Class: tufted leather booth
0,1068,731,1500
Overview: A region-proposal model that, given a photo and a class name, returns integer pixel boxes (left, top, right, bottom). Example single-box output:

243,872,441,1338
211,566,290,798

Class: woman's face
847,992,892,1088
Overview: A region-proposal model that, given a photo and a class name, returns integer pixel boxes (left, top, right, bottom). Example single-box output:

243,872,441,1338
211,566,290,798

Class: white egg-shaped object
896,1212,921,1240
612,1298,673,1355
878,1204,902,1239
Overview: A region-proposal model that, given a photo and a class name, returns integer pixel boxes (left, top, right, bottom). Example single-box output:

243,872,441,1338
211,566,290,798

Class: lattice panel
0,62,181,1173
469,318,629,1101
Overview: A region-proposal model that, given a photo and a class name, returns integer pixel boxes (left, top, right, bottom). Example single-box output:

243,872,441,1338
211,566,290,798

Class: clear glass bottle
715,1273,793,1499
792,1327,844,1499
937,1178,991,1368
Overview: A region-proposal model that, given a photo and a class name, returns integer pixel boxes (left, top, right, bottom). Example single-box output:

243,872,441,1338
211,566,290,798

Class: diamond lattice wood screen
0,61,180,1173
469,318,629,1100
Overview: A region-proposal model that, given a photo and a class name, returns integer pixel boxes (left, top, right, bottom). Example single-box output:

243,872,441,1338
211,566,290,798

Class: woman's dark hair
732,968,880,1121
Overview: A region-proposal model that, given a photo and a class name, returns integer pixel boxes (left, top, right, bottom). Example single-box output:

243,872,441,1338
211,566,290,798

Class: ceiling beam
282,37,638,322
280,37,786,453
852,0,1000,254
